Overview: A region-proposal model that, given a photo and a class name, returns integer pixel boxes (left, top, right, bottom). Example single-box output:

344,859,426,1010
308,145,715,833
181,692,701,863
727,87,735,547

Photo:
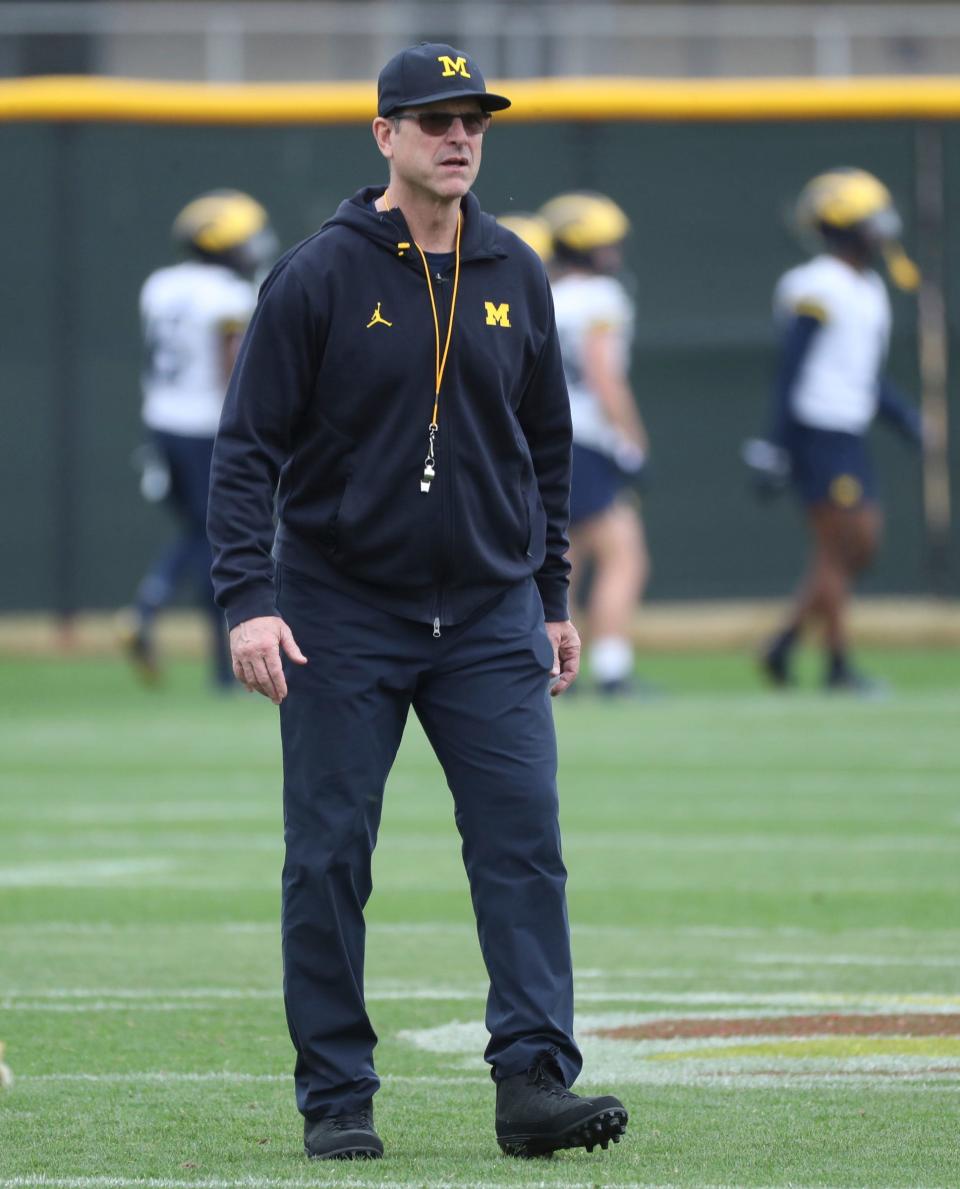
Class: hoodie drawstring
413,213,462,493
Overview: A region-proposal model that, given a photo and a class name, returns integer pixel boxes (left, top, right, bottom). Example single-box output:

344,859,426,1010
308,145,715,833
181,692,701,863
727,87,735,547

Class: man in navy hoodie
208,42,627,1161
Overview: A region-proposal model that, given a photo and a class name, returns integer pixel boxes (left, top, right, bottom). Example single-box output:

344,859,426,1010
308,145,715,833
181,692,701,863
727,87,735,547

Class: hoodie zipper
430,261,457,640
376,195,469,638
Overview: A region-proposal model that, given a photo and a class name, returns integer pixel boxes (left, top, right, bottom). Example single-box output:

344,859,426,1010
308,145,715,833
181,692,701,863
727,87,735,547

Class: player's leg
568,445,644,694
168,435,234,688
276,565,412,1132
809,439,881,688
122,432,193,681
577,500,647,693
763,503,853,682
817,501,882,688
762,429,877,687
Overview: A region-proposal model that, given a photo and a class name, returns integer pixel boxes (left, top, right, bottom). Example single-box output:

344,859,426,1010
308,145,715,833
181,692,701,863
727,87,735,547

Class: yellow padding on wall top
6,75,960,124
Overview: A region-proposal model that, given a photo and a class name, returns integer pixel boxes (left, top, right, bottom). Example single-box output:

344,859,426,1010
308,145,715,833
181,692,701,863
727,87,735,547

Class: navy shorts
569,443,624,526
788,425,876,509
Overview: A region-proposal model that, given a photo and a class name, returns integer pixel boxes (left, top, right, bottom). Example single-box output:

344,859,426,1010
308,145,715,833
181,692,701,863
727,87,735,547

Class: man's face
376,100,488,201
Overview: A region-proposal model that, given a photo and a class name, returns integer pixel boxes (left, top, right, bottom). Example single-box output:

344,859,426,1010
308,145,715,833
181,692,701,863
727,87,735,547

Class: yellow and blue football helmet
796,168,919,291
538,191,630,270
173,190,278,280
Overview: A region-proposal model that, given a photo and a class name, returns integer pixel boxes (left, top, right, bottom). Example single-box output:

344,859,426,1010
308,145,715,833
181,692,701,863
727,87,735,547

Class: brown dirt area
589,1013,960,1040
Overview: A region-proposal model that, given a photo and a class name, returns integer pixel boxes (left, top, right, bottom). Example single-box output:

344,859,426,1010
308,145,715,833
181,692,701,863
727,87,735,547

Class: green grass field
1,648,959,1188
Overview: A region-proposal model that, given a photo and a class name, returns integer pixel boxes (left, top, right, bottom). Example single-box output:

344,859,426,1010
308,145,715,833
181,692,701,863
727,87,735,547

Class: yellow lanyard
413,213,462,493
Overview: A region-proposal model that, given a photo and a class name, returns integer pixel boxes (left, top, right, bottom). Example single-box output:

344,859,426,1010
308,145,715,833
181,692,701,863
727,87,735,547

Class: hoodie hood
322,187,506,265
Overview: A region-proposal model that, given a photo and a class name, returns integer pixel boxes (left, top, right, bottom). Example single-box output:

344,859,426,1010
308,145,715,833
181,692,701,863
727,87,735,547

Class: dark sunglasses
394,110,491,136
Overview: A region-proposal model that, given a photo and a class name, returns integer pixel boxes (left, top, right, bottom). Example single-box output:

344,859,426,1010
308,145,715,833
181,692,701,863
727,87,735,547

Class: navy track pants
276,564,582,1120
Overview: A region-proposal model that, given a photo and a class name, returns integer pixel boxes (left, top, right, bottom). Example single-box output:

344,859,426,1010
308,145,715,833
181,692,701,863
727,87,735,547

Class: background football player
539,192,651,696
121,190,278,687
745,168,924,692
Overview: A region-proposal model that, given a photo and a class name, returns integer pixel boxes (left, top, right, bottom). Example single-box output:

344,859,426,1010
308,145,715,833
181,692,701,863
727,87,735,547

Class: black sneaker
303,1106,383,1160
760,643,792,688
496,1053,627,1158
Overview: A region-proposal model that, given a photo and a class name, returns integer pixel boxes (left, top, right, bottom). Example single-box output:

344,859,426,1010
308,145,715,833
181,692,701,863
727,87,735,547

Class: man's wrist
224,592,280,632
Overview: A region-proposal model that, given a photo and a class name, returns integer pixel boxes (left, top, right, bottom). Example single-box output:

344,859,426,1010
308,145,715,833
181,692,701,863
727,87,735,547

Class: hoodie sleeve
208,260,321,630
516,289,573,622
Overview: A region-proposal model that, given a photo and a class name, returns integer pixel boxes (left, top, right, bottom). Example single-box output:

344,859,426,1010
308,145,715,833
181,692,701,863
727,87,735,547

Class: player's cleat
304,1106,383,1160
824,667,888,698
496,1053,627,1158
596,675,661,699
760,644,792,688
117,610,161,685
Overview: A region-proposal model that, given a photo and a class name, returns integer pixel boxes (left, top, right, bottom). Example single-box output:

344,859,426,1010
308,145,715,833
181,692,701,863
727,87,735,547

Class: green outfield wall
2,78,958,612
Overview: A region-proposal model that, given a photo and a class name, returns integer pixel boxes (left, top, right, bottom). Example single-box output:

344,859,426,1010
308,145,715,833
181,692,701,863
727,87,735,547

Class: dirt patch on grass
589,1013,960,1040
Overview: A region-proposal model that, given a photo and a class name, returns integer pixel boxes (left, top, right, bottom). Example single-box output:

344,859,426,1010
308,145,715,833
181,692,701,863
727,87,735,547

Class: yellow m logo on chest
484,301,511,327
438,55,471,78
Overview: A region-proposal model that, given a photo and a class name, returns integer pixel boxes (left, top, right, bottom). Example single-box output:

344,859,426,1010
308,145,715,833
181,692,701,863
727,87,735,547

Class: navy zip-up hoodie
208,187,572,631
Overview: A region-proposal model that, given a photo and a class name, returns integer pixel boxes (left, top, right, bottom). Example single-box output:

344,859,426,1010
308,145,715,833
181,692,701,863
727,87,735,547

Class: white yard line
0,1179,856,1189
0,859,174,888
3,988,279,1000
2,920,959,940
5,989,960,1013
11,1069,960,1095
741,953,960,969
562,833,960,854
18,1073,479,1085
8,802,275,825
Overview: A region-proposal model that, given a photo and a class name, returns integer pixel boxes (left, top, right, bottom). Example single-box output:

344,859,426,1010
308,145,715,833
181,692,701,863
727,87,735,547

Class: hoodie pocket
523,478,546,560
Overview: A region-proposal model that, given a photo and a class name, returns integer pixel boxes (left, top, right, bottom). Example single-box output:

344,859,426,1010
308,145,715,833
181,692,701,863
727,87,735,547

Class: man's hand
229,616,307,705
545,619,581,696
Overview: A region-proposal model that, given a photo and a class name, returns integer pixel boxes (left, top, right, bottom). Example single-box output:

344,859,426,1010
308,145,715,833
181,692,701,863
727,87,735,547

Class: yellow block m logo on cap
484,301,511,327
438,55,471,78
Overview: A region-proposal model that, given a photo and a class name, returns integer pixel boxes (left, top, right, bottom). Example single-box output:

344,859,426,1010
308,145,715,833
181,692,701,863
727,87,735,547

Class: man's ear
372,116,394,160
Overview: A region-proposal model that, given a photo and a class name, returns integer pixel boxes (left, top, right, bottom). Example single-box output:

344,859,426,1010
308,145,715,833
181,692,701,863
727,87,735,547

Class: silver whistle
421,422,438,493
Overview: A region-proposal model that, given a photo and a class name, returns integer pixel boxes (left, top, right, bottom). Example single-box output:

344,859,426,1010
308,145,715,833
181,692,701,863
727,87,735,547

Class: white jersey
140,261,256,437
774,254,891,435
551,272,634,458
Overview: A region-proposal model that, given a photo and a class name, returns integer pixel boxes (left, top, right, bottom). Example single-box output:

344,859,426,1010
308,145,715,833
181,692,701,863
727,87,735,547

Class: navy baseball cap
377,42,511,117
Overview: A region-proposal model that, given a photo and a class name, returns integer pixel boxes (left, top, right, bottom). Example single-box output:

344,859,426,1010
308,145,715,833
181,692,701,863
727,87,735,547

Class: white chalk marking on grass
401,1016,960,1091
671,925,960,939
565,833,960,855
401,1011,960,1057
22,1072,288,1083
4,988,277,1001
7,988,960,1014
4,920,959,942
0,1181,759,1189
0,1180,835,1189
0,987,485,1012
19,1072,479,1085
16,801,275,825
742,952,960,969
0,859,174,888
